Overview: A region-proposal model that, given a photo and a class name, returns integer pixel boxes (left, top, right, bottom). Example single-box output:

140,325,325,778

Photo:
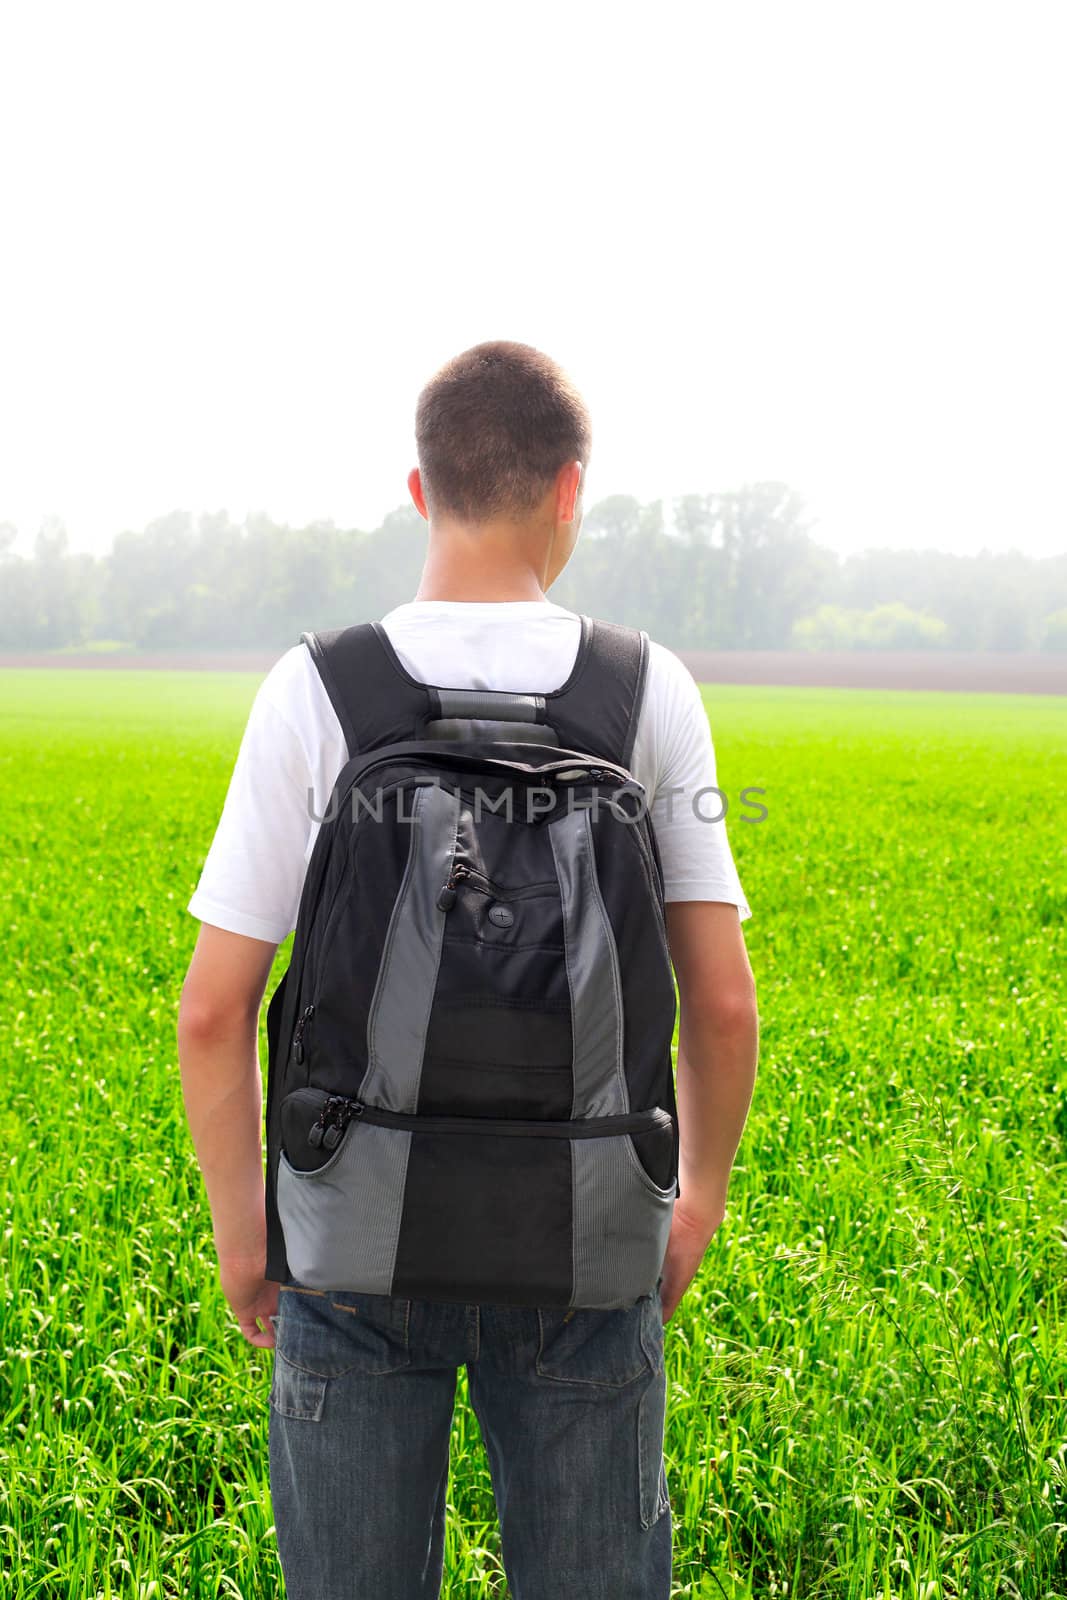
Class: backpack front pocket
276,1089,677,1310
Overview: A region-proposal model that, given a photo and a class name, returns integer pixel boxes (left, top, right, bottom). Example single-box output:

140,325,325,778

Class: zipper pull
307,1100,328,1148
436,862,470,912
308,1095,344,1150
292,1004,315,1065
321,1096,363,1149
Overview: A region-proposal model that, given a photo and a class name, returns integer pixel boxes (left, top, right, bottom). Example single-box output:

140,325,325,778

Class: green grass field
1,669,1064,1599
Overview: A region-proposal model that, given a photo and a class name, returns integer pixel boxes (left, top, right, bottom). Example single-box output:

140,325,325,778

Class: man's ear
558,460,583,524
408,467,430,520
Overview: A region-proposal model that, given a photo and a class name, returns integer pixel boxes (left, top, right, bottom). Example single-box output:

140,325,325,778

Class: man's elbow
679,979,759,1038
177,982,258,1049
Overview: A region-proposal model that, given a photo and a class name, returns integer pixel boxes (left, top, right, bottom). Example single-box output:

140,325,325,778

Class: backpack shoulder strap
301,623,431,758
543,615,649,770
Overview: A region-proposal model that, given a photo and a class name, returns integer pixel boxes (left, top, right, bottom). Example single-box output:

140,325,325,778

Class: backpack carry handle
429,688,546,724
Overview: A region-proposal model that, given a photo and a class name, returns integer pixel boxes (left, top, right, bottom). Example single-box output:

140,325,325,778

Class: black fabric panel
589,812,678,1123
435,934,571,1009
420,1003,573,1118
426,1004,571,1064
418,806,574,1118
391,1134,574,1307
415,1061,575,1120
418,864,574,1115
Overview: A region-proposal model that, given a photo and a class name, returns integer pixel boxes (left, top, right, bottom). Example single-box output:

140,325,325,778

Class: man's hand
658,1198,726,1323
220,1256,282,1349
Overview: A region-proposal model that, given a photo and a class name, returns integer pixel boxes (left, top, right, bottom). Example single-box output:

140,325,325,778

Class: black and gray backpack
263,612,680,1310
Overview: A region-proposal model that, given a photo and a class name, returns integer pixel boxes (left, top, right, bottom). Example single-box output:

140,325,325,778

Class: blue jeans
268,1276,672,1599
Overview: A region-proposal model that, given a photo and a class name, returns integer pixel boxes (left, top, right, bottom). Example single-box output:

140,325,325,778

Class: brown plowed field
675,650,1067,694
0,649,1064,694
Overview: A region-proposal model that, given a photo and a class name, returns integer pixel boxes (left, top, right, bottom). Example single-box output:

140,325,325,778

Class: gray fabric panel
364,782,461,1112
571,1135,677,1309
276,1121,412,1295
435,689,545,722
549,806,627,1118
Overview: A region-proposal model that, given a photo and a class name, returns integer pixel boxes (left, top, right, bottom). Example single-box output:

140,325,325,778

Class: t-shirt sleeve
186,681,317,944
644,646,752,919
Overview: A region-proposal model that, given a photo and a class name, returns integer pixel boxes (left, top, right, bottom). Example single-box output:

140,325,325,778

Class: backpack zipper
292,1004,315,1065
436,862,559,912
346,749,633,795
291,1086,673,1151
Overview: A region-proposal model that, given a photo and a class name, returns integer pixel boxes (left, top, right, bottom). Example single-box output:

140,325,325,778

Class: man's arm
659,899,759,1320
177,922,280,1348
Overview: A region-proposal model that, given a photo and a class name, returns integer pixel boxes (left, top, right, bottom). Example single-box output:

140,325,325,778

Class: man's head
408,340,592,597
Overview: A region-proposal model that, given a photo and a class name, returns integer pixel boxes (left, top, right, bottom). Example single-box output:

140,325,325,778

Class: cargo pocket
637,1360,671,1529
269,1350,328,1422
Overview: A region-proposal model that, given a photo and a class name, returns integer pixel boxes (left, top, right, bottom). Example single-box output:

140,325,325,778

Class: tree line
2,485,1065,653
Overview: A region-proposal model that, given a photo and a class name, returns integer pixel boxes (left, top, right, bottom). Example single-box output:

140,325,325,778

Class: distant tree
100,512,198,646
829,547,1067,651
32,519,90,647
667,484,834,648
720,483,835,648
0,548,32,647
855,603,948,650
670,495,733,645
791,605,863,651
792,602,948,651
1038,608,1067,652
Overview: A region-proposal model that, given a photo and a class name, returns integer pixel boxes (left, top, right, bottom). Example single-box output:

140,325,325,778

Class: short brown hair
414,340,592,524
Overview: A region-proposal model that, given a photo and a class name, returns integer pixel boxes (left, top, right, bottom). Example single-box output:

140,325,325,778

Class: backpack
263,612,680,1310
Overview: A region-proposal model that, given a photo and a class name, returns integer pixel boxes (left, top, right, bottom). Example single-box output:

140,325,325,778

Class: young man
178,340,759,1599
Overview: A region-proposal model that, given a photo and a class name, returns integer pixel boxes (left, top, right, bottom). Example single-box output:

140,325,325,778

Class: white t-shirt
187,599,752,944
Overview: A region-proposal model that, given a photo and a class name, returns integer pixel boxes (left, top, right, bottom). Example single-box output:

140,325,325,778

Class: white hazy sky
1,1,1064,562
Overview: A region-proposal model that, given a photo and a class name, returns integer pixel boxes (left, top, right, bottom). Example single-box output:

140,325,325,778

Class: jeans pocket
274,1282,412,1379
637,1363,670,1529
535,1297,652,1388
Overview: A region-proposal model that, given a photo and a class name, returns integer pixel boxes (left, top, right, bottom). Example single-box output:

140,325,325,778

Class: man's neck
413,520,557,603
413,565,550,604
412,588,550,603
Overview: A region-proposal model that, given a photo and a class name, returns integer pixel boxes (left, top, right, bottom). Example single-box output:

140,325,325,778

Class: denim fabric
268,1277,671,1599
